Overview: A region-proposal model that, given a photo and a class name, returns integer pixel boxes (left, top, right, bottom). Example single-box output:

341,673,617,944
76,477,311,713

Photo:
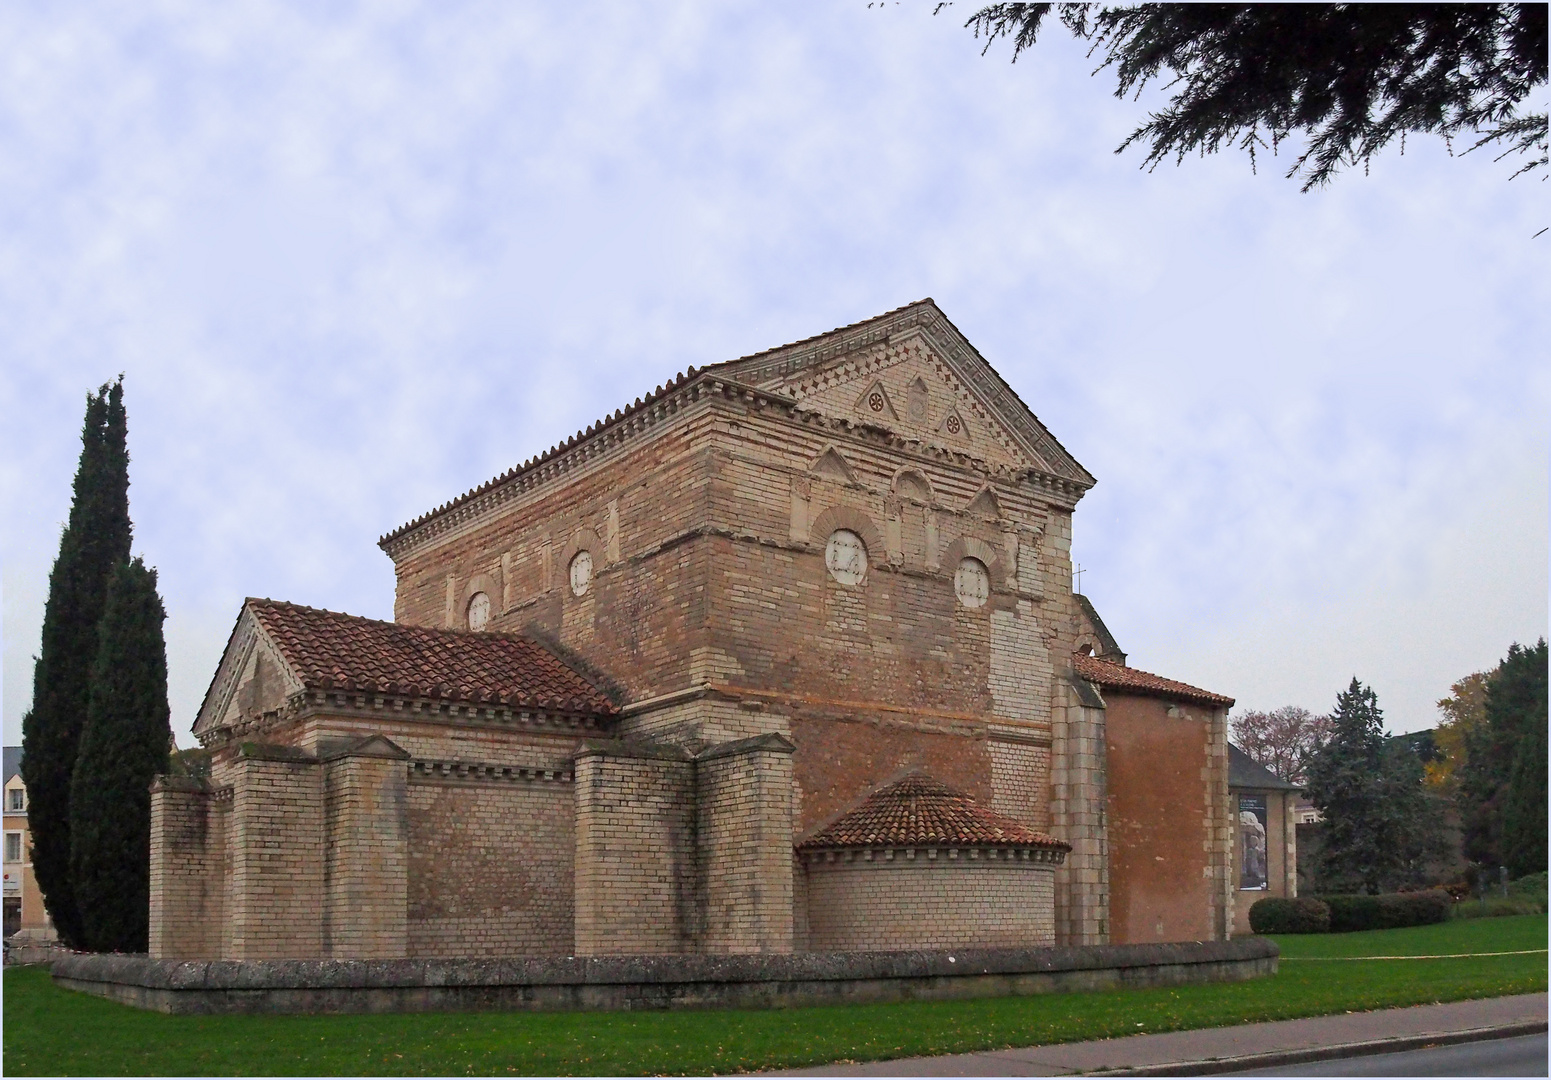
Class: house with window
3,746,55,942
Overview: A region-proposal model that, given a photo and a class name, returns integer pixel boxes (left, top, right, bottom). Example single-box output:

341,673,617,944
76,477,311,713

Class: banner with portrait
1238,795,1269,891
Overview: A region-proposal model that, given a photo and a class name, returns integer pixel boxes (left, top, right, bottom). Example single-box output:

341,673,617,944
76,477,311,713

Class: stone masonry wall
697,738,794,954
1051,685,1109,946
228,751,325,960
803,855,1057,951
323,752,408,959
573,746,696,955
406,773,575,957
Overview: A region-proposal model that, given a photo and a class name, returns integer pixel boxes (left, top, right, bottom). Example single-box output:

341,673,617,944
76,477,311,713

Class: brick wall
406,772,575,957
988,735,1052,831
697,737,794,954
803,852,1058,951
573,744,697,955
323,748,408,959
228,749,325,960
148,779,224,960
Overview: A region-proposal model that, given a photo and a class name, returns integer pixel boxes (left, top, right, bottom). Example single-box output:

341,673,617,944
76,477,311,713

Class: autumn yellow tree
1427,672,1488,792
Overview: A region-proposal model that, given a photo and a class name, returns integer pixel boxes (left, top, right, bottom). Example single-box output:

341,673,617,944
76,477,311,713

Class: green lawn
5,915,1545,1077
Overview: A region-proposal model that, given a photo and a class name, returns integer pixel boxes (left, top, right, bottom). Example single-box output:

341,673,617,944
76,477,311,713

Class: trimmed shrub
1249,897,1331,934
1318,890,1452,932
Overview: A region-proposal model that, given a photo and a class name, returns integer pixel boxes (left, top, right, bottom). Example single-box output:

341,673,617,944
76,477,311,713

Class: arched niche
808,505,887,567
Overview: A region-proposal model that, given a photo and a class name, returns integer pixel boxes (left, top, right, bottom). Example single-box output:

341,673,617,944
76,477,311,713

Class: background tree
953,4,1548,190
69,558,170,952
1304,677,1437,893
1426,671,1488,792
19,379,131,947
1460,639,1549,876
1230,705,1331,783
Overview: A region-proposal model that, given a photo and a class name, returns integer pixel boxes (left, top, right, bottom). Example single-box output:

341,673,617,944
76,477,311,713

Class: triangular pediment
194,603,306,736
809,445,859,483
964,485,1004,520
853,379,898,421
708,300,1094,488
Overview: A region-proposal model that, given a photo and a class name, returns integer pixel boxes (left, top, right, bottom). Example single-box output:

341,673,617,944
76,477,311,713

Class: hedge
1315,890,1453,932
1248,897,1330,934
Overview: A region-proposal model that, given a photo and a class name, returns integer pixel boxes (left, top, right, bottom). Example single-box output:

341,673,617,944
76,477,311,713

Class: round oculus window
467,591,491,632
954,557,990,608
824,529,868,586
569,550,593,596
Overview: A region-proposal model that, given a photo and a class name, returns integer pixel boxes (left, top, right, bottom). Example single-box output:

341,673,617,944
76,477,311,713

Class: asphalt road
1225,1032,1548,1077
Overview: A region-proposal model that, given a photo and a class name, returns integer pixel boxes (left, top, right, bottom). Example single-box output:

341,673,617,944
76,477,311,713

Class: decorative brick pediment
709,300,1093,488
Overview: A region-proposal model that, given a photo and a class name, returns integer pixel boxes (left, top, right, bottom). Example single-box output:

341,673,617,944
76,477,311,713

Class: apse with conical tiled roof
798,773,1070,852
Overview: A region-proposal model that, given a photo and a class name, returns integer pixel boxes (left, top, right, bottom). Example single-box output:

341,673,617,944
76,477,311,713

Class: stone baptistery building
150,300,1238,962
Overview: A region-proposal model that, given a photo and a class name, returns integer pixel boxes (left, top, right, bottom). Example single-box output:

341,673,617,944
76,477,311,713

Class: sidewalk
770,993,1548,1076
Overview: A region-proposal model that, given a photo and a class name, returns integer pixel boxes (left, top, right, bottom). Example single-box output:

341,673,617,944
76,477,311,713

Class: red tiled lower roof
798,774,1070,850
1073,654,1234,707
248,599,616,714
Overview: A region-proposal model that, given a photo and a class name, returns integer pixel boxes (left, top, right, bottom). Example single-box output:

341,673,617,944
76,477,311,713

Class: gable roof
380,300,1093,557
1229,743,1301,791
200,600,617,732
1074,654,1235,708
4,745,19,786
798,773,1070,851
706,299,1093,486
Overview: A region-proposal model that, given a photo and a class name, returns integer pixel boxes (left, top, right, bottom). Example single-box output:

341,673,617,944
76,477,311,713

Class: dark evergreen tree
1458,639,1548,873
70,558,170,953
1305,678,1426,894
955,4,1547,189
19,379,132,947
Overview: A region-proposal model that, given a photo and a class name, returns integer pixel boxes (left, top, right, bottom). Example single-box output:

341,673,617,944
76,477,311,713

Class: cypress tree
19,379,132,947
70,558,170,953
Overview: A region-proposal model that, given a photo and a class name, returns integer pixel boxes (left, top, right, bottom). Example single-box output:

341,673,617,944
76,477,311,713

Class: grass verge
5,915,1545,1076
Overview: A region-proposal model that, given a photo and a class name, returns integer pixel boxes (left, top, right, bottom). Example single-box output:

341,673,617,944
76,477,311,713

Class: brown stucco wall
1105,691,1227,944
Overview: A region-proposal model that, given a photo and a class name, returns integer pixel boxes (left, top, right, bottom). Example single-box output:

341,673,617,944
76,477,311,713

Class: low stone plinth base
53,940,1277,1015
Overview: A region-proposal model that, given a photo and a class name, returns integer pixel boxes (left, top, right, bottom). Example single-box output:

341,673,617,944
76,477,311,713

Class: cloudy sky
2,3,1546,747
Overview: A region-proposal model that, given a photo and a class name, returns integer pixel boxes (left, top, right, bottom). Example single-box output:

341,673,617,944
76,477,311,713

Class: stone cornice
195,689,609,748
799,845,1069,867
381,370,1089,563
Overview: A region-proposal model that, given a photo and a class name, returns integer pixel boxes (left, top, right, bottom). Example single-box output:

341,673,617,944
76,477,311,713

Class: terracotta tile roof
1073,654,1235,708
798,774,1070,851
247,599,617,714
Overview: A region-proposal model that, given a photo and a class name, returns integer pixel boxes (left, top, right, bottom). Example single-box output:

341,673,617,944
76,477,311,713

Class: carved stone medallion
954,557,990,609
569,551,593,596
824,529,868,586
466,591,491,631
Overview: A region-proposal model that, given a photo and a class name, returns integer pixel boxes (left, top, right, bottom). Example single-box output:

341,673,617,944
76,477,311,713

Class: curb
1088,1019,1549,1076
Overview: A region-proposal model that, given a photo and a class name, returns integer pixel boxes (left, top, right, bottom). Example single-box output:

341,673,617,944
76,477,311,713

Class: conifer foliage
1460,639,1549,877
20,380,132,948
1304,677,1438,894
70,558,171,952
